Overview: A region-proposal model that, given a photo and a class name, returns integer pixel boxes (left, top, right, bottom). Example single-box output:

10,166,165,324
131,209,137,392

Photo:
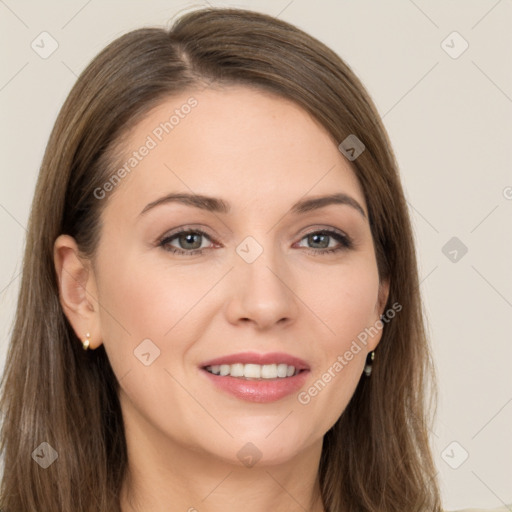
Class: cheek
304,254,381,347
294,259,380,431
93,251,215,437
95,249,214,351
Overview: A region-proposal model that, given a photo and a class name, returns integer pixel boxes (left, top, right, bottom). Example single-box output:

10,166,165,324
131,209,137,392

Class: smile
205,363,300,379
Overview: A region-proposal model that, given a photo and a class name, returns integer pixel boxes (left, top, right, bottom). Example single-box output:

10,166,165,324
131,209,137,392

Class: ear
366,276,391,352
376,277,390,318
53,234,102,350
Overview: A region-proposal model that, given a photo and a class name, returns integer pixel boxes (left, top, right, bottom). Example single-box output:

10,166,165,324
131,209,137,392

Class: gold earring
82,332,91,350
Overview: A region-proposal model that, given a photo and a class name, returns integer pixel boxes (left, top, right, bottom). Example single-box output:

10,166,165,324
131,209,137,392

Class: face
87,85,388,466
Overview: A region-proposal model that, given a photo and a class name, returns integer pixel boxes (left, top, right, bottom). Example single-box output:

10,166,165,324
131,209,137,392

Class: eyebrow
139,192,366,219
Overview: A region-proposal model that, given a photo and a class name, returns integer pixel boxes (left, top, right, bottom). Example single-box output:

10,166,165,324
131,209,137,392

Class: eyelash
158,227,353,256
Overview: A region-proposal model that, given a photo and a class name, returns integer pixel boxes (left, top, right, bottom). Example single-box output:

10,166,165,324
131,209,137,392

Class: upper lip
200,351,310,371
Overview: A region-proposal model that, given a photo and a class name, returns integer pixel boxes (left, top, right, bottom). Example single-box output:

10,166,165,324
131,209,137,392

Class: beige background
0,0,511,509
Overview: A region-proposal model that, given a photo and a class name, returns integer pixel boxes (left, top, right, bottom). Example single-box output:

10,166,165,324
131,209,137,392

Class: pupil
310,233,328,249
181,233,201,249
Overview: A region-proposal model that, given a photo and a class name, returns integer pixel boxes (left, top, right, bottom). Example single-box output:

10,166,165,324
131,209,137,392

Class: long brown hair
0,7,441,511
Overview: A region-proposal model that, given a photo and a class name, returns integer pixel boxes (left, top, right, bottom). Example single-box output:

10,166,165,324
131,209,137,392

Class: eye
158,227,353,257
295,229,353,255
159,228,216,256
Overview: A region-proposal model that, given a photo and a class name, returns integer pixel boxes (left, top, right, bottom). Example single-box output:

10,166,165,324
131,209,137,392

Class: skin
54,85,389,512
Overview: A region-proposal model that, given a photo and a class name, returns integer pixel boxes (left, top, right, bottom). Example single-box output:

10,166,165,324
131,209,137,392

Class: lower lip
200,368,310,403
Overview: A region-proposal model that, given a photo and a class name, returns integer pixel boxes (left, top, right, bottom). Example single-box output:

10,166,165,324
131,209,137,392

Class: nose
224,242,300,331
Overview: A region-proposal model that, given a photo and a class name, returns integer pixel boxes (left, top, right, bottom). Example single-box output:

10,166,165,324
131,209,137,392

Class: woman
0,6,506,512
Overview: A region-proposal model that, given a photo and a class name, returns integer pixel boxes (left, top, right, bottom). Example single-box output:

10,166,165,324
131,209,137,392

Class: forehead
102,85,367,218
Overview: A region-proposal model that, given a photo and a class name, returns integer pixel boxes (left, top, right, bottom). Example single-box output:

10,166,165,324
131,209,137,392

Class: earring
363,350,375,376
82,332,91,351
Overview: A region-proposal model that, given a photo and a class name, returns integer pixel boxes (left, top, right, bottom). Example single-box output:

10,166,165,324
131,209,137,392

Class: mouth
200,351,310,378
199,352,310,402
203,362,304,379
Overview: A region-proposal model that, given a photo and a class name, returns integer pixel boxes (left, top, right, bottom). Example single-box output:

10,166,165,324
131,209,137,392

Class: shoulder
445,507,512,512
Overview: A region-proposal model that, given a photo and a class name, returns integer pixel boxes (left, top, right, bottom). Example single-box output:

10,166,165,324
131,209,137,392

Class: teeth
244,364,261,379
205,363,299,379
262,364,277,378
231,363,244,377
277,363,288,377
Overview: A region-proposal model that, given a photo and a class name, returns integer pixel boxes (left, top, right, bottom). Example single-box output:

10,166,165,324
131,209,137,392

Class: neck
119,421,326,512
